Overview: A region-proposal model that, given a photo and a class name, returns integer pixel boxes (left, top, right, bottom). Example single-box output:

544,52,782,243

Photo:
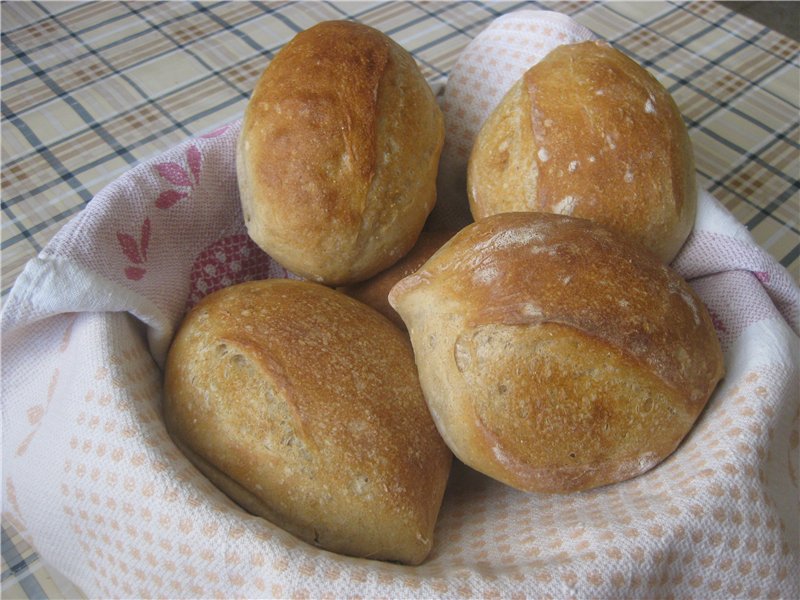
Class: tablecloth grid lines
3,1,795,301
2,522,48,599
1,1,515,293
593,2,800,267
1,2,799,599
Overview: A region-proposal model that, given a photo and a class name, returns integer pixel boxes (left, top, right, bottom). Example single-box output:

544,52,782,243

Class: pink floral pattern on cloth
154,144,201,209
116,218,151,281
186,234,291,310
2,10,798,600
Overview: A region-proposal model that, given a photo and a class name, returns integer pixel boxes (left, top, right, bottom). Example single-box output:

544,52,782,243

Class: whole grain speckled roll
163,279,452,565
467,41,696,263
237,21,444,285
389,212,723,494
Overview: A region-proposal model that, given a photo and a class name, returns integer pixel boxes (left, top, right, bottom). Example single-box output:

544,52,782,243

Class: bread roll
163,280,452,564
237,21,445,285
340,230,455,329
389,212,723,493
467,41,696,263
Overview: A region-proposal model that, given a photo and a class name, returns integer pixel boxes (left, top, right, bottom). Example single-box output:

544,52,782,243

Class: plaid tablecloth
2,1,798,598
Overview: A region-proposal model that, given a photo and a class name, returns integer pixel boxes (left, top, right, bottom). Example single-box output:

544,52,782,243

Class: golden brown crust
237,21,444,285
389,212,723,493
468,41,696,263
163,280,452,564
339,230,455,329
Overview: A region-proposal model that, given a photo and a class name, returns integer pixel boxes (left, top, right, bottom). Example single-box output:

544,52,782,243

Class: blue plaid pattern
1,2,798,597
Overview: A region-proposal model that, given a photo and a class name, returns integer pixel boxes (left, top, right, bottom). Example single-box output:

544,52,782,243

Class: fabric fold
2,9,798,600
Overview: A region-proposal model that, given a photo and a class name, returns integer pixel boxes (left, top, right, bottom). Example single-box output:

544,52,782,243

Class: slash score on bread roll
467,41,696,263
389,212,723,494
163,280,452,565
237,21,445,286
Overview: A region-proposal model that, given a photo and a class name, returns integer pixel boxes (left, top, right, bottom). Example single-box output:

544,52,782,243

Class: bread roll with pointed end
163,280,452,564
340,230,455,329
237,21,445,286
389,212,723,494
467,41,696,263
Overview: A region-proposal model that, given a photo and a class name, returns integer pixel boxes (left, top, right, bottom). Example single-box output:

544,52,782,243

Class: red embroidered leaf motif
156,189,187,209
709,309,727,333
140,218,151,261
125,266,146,281
117,232,143,264
200,125,230,138
155,162,192,187
186,145,202,184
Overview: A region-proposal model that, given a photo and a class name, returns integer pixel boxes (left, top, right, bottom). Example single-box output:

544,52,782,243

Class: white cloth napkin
3,11,798,599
